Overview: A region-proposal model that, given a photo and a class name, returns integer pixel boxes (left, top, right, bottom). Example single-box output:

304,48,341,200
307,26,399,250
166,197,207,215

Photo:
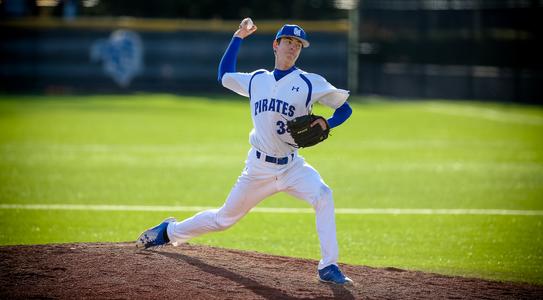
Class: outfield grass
0,94,542,284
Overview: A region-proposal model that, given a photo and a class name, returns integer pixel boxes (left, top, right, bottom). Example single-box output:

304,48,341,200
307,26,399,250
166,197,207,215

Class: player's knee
313,185,333,210
215,219,234,231
214,214,237,231
321,185,333,204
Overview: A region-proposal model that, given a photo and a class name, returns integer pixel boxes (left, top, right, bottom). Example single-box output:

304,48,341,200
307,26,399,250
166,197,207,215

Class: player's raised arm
217,18,258,82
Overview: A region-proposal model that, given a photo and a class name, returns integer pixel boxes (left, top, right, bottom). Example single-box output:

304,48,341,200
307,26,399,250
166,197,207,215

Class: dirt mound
0,242,541,299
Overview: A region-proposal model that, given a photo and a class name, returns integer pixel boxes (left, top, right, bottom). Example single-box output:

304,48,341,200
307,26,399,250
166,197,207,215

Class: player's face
274,37,303,67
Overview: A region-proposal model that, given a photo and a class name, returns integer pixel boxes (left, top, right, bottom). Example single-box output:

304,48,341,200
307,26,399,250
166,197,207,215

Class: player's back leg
280,158,350,283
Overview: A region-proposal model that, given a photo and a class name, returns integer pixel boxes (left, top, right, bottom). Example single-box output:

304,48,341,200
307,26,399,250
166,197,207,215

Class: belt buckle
277,157,288,165
265,156,277,164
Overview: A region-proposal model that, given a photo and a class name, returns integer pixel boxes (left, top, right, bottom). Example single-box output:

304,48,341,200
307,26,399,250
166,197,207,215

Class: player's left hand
311,118,328,131
234,17,257,39
287,115,330,148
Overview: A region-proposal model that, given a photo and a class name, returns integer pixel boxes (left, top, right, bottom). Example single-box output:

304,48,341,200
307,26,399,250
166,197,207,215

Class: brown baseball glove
287,115,330,148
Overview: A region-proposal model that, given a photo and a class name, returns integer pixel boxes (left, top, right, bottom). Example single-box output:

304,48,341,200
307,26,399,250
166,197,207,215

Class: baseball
245,18,253,30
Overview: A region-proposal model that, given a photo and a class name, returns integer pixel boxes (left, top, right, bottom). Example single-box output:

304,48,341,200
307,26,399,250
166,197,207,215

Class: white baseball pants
167,148,339,270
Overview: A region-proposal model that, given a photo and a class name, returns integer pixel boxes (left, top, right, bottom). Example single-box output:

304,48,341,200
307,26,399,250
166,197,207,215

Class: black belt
256,151,293,165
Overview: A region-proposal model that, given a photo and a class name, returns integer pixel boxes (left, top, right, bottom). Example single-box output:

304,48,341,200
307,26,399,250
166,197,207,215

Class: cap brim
276,34,310,48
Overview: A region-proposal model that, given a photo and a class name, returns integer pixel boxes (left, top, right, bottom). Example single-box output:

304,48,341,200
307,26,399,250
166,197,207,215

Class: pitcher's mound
0,242,541,299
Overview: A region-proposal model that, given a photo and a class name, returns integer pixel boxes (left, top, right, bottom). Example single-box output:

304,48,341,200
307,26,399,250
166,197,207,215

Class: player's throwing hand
235,17,257,39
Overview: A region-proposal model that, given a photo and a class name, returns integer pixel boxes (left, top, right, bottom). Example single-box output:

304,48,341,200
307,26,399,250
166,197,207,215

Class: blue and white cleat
318,264,353,285
136,217,176,249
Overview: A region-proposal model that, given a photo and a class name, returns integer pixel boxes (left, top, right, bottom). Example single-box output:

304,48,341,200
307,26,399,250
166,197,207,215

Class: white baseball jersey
222,68,349,156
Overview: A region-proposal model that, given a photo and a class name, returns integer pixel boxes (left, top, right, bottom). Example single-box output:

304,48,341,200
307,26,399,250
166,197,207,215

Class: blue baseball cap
275,24,310,48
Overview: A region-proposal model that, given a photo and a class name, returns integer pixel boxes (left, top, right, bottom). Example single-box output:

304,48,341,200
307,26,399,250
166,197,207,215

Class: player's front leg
166,173,278,245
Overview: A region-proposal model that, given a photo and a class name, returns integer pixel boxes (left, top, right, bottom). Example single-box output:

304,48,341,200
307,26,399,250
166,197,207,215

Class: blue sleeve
327,101,352,129
217,37,243,82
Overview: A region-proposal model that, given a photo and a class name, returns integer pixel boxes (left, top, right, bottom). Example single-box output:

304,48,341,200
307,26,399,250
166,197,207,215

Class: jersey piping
249,70,266,99
299,73,312,107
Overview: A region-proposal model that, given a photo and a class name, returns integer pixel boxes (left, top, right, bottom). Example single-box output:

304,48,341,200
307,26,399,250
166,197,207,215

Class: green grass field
0,94,542,285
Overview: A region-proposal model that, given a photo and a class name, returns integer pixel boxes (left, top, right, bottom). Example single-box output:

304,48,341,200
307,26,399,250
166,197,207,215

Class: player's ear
272,39,278,54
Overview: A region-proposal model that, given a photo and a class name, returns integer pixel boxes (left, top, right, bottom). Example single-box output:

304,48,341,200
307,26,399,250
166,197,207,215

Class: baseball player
137,18,353,285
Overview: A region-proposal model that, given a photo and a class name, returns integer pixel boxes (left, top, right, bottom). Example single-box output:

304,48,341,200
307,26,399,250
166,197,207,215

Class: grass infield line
1,204,542,216
424,103,543,126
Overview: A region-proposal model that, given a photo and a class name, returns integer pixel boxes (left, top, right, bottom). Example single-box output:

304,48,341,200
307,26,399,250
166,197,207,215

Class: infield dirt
0,242,541,299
